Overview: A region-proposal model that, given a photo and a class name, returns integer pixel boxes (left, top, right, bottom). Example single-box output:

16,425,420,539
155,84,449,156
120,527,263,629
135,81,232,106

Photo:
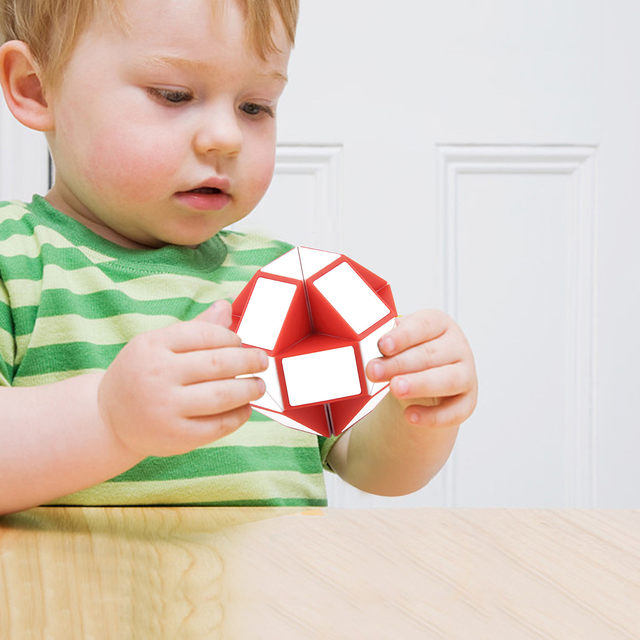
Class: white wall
241,0,640,508
0,98,49,200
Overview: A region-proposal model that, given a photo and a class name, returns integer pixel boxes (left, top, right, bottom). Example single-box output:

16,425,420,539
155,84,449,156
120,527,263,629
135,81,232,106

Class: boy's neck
45,186,158,250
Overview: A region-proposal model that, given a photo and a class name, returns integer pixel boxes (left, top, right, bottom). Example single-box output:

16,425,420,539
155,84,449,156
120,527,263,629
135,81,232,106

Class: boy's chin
147,236,210,249
140,226,223,249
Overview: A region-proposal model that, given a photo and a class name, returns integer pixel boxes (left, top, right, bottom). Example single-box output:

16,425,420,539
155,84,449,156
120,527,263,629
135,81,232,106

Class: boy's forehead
109,0,291,64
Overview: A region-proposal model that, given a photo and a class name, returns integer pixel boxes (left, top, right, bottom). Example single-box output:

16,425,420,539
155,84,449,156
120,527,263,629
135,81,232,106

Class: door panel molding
437,144,597,506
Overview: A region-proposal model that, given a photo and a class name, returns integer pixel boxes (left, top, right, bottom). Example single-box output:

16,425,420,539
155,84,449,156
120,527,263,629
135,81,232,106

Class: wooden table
1,508,638,639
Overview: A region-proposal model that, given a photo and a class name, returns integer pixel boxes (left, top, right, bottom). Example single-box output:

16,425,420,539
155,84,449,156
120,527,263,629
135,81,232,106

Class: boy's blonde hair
0,0,298,88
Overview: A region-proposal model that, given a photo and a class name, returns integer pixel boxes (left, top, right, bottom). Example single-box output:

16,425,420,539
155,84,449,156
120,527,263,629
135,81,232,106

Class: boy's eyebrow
142,55,288,83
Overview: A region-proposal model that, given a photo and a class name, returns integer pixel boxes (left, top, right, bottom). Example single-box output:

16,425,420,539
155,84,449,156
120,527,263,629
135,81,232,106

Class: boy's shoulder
0,197,69,253
0,199,42,251
0,197,57,236
0,199,33,226
0,197,112,276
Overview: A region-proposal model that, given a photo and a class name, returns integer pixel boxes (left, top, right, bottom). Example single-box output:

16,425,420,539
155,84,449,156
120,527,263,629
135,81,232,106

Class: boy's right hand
97,300,267,457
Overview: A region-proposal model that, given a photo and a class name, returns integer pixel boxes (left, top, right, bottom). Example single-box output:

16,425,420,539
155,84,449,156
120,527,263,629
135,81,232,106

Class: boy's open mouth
174,184,232,211
187,187,223,194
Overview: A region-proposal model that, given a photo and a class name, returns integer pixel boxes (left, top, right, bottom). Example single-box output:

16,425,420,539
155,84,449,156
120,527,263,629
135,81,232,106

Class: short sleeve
0,278,15,386
317,433,343,472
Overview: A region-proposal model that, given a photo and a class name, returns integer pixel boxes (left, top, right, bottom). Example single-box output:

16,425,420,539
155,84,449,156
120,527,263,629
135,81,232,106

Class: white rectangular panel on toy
259,248,304,280
252,356,284,411
298,246,340,278
314,262,390,334
252,407,321,436
359,318,397,394
236,277,297,350
282,346,361,406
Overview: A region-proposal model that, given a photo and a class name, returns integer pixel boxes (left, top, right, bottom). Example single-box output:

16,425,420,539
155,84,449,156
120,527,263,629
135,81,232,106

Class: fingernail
259,351,268,369
395,377,409,396
370,361,384,380
379,336,394,354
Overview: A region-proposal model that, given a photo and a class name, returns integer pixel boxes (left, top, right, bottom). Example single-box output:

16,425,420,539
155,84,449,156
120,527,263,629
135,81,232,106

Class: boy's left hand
366,310,478,428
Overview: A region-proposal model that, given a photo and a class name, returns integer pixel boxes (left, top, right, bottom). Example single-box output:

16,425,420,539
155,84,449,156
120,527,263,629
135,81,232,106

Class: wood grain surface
1,508,639,639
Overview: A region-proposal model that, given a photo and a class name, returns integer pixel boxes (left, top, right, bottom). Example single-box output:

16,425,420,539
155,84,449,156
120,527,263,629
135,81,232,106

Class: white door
236,0,640,509
2,0,639,508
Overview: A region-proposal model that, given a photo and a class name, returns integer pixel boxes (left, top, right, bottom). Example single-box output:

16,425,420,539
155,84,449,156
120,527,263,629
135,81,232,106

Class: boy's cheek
246,151,277,202
253,163,276,200
86,131,178,202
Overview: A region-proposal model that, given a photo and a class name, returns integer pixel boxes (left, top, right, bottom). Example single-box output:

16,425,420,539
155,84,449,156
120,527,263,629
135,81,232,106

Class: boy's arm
326,309,477,496
0,374,144,515
0,302,267,515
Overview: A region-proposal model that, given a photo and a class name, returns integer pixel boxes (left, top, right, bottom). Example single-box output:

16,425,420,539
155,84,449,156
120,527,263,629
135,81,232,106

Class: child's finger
178,377,266,418
378,309,450,357
161,320,241,353
195,300,232,328
177,347,268,385
367,331,458,382
403,394,476,428
185,405,254,444
389,362,474,400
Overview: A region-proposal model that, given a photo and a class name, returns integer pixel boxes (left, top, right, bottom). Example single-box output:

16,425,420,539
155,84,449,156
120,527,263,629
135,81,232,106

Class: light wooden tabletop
1,507,638,639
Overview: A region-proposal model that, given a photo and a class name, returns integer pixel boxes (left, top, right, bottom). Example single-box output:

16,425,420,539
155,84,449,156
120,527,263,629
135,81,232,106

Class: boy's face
45,0,290,248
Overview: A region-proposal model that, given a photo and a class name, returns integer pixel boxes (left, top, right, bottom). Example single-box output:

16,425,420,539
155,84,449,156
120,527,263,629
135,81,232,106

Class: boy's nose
193,107,243,157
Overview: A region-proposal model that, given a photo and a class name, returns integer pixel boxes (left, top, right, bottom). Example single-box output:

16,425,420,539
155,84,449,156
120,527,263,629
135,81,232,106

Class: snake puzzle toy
231,246,397,437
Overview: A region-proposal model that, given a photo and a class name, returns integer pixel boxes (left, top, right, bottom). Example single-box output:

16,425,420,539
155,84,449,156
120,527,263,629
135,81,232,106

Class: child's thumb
196,300,232,328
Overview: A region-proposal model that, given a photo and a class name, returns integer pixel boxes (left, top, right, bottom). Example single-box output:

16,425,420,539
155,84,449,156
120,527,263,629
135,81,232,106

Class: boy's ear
0,40,53,132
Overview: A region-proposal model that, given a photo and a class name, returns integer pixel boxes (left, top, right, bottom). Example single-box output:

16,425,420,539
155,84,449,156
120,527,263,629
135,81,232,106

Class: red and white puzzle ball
231,246,397,437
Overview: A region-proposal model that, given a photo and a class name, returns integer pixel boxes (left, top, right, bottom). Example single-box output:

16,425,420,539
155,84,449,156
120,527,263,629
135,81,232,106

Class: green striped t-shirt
0,196,335,506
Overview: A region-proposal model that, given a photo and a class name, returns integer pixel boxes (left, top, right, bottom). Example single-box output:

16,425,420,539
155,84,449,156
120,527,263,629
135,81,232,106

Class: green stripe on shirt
110,446,323,482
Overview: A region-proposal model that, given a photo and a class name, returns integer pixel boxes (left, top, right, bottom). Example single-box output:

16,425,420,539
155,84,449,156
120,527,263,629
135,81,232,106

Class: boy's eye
148,88,193,104
240,102,274,117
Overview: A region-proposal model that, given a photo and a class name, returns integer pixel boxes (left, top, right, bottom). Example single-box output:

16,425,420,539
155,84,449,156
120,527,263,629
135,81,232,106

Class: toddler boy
0,0,477,514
